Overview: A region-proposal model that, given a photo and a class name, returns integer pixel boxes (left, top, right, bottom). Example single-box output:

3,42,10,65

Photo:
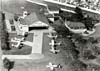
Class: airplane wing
50,48,60,53
50,45,55,50
49,43,52,46
49,39,54,45
55,42,61,46
10,38,19,43
48,35,57,39
14,41,21,48
47,35,52,38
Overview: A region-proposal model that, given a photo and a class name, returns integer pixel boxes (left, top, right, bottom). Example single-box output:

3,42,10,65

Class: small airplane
10,37,25,42
47,33,58,39
13,37,25,42
10,37,24,48
46,62,60,71
10,38,18,43
49,39,61,46
49,47,60,54
11,41,23,48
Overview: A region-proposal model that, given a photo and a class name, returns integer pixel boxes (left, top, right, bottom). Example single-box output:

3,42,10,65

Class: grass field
3,33,33,55
3,45,32,55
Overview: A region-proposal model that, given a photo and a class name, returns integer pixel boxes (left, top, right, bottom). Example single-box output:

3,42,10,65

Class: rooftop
20,12,49,26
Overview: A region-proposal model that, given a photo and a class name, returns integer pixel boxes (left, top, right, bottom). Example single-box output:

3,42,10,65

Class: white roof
29,21,48,27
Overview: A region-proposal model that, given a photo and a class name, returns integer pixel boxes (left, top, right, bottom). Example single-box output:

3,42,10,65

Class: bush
82,50,97,60
52,22,72,37
3,58,14,71
87,64,100,71
0,12,10,50
92,46,100,56
88,37,98,44
68,60,87,71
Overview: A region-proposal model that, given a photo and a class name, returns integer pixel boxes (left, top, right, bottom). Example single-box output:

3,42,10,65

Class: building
20,12,49,31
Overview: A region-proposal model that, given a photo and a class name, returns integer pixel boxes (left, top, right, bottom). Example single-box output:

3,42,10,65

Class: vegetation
0,12,10,50
59,7,99,31
50,20,73,37
68,60,87,71
52,18,100,71
3,58,14,71
87,64,100,71
3,46,32,55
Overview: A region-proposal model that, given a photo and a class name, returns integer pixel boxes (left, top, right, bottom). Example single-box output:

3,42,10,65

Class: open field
3,45,32,55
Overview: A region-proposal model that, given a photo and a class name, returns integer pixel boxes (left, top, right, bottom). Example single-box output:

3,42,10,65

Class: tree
1,12,10,50
68,60,87,71
88,37,98,44
51,20,72,37
82,50,97,60
71,34,87,44
74,7,84,21
3,58,14,71
14,14,19,21
87,64,100,71
3,58,11,71
0,11,5,71
83,15,94,30
91,46,100,56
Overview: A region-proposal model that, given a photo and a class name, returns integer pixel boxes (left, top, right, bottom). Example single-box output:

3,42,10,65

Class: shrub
82,50,97,60
3,58,12,71
68,60,87,71
87,64,100,71
0,12,10,50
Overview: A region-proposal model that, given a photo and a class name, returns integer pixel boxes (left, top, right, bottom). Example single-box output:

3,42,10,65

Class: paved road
32,31,43,54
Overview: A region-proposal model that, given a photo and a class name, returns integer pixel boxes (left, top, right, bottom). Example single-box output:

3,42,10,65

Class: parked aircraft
47,33,58,39
49,39,61,46
46,62,61,71
49,47,60,54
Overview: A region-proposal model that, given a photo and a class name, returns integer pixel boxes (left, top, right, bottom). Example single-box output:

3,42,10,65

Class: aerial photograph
1,0,100,71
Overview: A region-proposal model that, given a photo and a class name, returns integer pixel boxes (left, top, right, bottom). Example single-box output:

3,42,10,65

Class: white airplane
13,37,25,42
49,39,61,46
11,41,22,48
46,62,59,71
10,37,25,43
10,38,18,43
49,47,60,54
47,33,58,39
